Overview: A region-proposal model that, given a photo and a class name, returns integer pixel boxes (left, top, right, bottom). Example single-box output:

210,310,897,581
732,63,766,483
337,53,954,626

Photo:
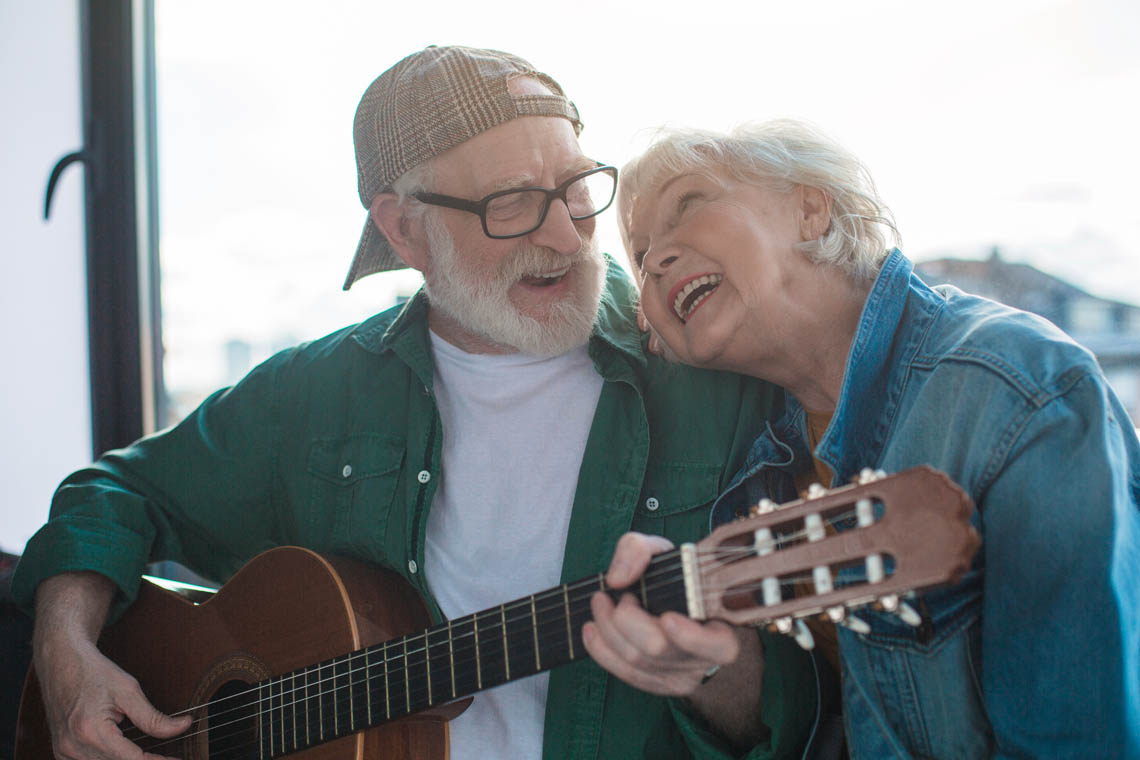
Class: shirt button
645,497,660,511
408,559,418,574
341,464,353,478
417,470,431,484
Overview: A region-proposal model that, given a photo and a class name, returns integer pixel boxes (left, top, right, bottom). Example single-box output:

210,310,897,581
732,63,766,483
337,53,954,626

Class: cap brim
343,213,408,290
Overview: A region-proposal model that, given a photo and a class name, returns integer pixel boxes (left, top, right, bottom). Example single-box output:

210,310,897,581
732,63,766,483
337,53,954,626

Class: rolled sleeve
668,631,819,760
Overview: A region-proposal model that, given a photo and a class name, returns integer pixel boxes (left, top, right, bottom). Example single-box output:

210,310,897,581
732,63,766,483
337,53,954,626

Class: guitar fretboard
253,551,688,758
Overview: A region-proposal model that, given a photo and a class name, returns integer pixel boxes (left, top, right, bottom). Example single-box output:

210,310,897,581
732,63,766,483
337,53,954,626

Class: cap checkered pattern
344,45,583,289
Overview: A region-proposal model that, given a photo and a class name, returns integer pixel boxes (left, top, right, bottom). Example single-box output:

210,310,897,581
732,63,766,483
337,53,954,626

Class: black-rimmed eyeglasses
414,164,618,240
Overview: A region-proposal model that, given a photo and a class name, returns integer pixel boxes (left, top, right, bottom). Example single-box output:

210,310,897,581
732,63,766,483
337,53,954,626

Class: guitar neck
255,550,689,756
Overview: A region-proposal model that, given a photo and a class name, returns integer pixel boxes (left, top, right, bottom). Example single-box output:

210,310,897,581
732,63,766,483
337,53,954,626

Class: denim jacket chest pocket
306,433,406,556
839,568,994,760
633,461,723,539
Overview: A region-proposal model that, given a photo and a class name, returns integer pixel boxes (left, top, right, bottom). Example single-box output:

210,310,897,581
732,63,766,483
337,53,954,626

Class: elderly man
13,46,818,760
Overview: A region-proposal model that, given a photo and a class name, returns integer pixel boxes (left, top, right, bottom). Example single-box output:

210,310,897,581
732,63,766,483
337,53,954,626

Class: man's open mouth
520,264,572,287
673,274,723,322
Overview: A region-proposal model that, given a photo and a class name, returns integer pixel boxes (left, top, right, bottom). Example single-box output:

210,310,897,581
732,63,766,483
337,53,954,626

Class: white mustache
499,237,599,282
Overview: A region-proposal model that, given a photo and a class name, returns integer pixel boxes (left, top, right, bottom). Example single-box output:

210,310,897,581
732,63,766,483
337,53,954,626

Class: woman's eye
676,192,702,214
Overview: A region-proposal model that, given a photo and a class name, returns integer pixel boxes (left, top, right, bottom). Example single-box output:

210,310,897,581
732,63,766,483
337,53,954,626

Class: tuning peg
793,620,816,650
896,601,923,627
750,498,777,516
806,483,827,498
839,614,871,635
856,468,877,484
825,605,845,623
878,593,900,612
773,616,794,635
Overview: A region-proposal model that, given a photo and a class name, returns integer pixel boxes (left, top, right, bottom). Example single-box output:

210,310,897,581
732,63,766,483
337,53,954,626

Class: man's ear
798,186,832,242
370,193,430,272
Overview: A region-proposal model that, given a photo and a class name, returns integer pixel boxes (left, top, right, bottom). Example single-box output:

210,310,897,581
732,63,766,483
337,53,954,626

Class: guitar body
16,547,462,760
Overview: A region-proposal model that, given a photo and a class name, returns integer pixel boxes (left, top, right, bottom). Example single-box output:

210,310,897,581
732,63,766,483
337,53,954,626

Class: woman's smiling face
623,168,829,374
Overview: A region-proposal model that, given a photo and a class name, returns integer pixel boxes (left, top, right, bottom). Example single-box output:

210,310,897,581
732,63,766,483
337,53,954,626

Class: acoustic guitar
16,465,978,760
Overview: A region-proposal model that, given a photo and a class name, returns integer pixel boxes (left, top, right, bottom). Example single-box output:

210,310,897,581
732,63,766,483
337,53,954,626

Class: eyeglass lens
484,169,615,237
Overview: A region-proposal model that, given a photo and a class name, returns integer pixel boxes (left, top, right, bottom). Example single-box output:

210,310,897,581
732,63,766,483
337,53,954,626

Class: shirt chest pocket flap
636,461,722,520
306,433,405,547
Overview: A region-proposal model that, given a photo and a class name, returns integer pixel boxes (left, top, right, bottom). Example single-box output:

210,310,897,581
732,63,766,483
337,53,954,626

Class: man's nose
528,199,585,255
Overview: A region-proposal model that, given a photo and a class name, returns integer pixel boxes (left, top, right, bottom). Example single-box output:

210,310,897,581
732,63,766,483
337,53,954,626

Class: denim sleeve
11,352,287,622
980,372,1140,758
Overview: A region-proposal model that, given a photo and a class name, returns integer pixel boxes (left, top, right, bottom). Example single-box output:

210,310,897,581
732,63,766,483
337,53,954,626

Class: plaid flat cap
344,45,583,289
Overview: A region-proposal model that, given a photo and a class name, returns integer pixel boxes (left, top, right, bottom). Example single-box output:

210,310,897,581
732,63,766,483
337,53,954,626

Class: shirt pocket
632,461,722,538
306,433,405,556
841,582,994,759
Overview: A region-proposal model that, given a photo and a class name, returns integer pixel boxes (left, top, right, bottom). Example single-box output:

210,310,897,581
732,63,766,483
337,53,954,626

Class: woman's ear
798,186,832,242
369,193,430,272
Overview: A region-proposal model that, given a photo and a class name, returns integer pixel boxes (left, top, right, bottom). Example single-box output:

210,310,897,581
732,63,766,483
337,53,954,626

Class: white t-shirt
424,332,603,760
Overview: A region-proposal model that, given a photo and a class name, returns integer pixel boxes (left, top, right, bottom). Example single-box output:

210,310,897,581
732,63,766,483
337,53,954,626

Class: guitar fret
333,658,341,736
382,640,391,720
364,649,373,725
501,605,510,681
304,666,312,748
259,681,269,759
425,631,433,706
530,594,541,671
639,574,648,608
403,637,411,715
277,675,286,755
562,585,574,659
473,614,483,690
348,654,356,732
290,671,298,752
448,619,456,698
319,660,328,741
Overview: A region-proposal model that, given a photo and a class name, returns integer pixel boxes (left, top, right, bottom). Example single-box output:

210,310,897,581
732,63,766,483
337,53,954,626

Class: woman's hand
582,533,769,748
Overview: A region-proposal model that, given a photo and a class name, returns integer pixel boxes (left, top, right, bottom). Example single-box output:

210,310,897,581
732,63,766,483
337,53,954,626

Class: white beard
421,213,605,357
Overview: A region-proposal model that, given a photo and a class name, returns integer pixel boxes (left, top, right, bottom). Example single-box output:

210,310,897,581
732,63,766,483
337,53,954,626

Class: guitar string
128,507,872,749
127,513,873,751
141,562,882,757
137,510,853,739
137,562,882,755
131,544,874,752
134,573,789,755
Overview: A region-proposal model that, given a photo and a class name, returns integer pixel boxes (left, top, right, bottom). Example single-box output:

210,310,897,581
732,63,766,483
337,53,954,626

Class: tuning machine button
839,614,871,635
750,498,777,516
793,620,816,650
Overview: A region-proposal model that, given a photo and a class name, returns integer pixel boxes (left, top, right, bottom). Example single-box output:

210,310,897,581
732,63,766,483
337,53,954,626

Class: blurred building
915,247,1140,425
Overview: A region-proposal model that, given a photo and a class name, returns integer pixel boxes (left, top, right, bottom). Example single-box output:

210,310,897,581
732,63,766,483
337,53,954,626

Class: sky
154,0,1140,402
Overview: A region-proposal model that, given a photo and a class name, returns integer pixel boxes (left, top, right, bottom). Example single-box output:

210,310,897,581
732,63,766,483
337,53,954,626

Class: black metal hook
44,150,88,220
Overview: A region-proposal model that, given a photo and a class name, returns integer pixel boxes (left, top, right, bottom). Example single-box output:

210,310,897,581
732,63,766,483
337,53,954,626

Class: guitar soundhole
205,679,260,760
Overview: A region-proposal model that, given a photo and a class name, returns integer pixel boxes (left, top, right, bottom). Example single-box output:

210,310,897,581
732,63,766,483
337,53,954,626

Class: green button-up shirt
14,260,816,759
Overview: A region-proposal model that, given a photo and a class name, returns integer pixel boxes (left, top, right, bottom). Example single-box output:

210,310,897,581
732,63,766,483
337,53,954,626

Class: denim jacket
711,250,1140,759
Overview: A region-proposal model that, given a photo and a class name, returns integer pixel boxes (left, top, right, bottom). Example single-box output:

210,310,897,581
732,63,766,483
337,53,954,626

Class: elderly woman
597,120,1140,758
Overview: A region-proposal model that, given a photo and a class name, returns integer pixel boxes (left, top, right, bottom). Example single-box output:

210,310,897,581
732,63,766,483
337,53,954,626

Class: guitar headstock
689,466,979,632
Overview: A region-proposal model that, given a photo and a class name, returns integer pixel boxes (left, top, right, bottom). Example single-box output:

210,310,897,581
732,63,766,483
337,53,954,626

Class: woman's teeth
673,274,723,321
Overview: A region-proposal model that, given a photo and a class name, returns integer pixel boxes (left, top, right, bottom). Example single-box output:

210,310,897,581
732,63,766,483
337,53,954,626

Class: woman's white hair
618,119,900,280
